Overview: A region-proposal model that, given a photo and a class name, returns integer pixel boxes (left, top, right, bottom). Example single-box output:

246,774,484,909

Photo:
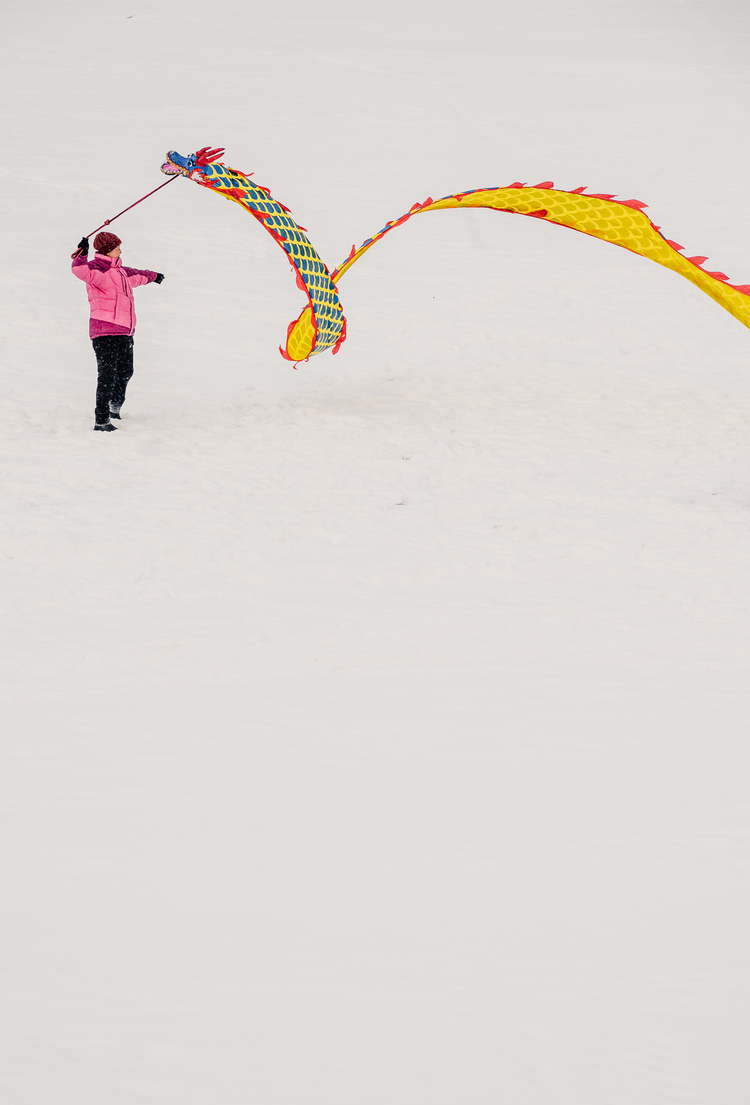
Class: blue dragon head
161,147,225,182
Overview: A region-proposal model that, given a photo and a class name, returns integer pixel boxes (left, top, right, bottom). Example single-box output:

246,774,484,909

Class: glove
72,237,89,259
154,273,164,284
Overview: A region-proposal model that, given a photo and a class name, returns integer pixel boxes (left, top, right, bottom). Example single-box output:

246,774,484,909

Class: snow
1,0,749,1100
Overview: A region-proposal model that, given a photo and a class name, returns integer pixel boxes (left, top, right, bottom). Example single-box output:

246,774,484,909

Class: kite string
73,175,180,257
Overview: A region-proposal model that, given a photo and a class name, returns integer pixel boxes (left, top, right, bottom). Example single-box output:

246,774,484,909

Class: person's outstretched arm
122,265,163,288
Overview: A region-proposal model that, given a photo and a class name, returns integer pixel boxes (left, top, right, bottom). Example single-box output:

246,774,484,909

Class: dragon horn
195,146,225,166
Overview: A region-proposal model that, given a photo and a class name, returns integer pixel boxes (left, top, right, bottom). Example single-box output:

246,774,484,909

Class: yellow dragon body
161,152,750,363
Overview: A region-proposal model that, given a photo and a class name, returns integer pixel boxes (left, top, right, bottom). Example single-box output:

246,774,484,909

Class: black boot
94,422,117,432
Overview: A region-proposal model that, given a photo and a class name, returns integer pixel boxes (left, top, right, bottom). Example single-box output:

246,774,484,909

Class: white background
1,1,749,1101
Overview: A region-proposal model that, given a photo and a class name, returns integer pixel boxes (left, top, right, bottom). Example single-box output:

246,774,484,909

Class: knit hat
93,231,122,255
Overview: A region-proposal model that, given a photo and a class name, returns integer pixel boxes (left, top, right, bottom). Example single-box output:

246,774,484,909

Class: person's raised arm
71,239,108,286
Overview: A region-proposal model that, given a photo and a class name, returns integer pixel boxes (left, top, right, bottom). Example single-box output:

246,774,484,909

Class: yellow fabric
332,186,750,332
286,306,316,362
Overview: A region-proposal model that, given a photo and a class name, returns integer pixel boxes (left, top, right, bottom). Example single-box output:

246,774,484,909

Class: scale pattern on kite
162,152,750,361
332,182,750,331
161,148,346,362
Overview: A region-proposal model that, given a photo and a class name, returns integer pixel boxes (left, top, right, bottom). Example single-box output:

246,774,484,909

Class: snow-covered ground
1,1,749,1101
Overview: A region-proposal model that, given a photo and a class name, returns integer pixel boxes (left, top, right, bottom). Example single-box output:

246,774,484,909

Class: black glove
154,273,164,284
73,237,89,258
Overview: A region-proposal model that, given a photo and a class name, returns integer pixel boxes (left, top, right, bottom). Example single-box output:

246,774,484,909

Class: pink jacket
72,252,157,336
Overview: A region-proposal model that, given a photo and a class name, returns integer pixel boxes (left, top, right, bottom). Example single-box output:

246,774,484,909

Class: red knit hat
93,231,122,255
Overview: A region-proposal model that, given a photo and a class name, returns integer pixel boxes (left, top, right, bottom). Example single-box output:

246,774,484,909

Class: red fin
569,186,588,194
507,182,527,188
665,240,684,251
332,316,348,355
706,272,729,281
619,199,648,210
686,256,709,266
729,284,750,295
526,209,548,219
586,193,617,201
534,181,554,189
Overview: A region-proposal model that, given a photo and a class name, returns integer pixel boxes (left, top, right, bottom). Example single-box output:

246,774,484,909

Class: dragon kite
161,147,750,363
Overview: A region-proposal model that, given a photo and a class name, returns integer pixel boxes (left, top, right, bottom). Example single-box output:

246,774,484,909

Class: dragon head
161,147,225,182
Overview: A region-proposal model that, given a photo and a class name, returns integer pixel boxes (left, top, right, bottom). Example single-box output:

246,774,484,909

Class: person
71,231,164,431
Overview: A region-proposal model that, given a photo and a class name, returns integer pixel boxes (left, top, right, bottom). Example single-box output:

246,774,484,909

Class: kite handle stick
73,175,181,257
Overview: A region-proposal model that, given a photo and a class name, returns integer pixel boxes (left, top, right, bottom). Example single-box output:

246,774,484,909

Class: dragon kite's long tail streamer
161,152,750,362
332,182,750,327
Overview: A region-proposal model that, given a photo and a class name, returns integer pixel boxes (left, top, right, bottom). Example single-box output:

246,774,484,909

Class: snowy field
1,0,749,1101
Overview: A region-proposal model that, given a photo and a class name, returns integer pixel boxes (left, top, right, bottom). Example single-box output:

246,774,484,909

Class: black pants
92,335,134,424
